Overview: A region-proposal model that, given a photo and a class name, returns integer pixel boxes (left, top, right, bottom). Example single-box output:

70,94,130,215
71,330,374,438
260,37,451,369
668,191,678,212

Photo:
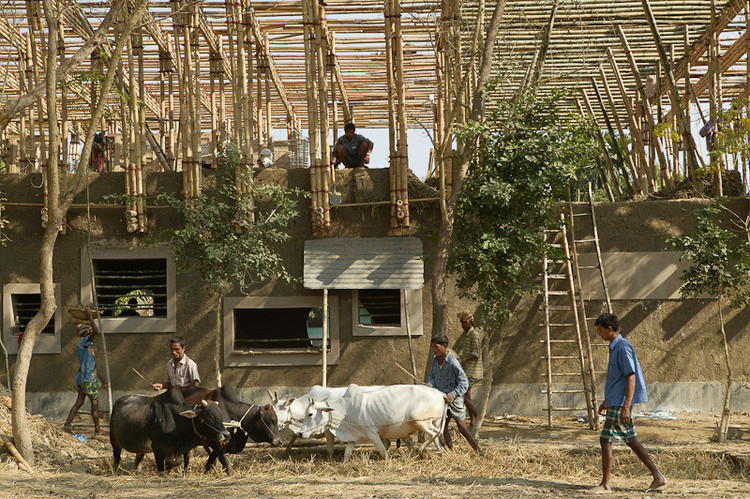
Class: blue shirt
427,352,469,399
604,334,647,407
75,336,98,385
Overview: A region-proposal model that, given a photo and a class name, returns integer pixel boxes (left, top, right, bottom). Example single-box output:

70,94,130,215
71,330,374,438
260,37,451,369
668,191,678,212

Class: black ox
183,385,283,476
110,387,230,472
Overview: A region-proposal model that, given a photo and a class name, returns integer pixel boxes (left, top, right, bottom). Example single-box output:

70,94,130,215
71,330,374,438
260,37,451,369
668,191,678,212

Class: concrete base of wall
27,382,750,422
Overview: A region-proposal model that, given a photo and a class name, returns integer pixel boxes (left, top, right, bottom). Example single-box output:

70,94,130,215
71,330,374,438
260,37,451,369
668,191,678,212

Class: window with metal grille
11,293,54,336
233,306,330,351
92,259,167,317
358,289,401,327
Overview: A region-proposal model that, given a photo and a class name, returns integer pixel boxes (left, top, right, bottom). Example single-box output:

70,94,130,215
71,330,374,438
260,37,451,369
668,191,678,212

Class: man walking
587,313,666,494
427,334,482,454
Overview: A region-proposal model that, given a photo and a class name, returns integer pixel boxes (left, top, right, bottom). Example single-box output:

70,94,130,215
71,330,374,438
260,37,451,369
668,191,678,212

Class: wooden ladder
565,182,614,430
542,212,596,429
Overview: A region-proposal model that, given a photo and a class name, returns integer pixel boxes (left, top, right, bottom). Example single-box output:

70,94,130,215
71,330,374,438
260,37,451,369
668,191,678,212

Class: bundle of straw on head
68,305,98,324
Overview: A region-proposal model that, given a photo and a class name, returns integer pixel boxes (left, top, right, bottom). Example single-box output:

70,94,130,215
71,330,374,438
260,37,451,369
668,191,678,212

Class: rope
85,169,114,416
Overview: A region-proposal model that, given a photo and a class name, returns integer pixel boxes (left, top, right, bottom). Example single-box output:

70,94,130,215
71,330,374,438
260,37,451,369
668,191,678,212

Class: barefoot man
588,313,666,494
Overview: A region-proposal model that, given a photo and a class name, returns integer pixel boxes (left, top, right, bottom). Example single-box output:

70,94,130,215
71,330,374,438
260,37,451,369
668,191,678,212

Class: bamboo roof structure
0,0,747,135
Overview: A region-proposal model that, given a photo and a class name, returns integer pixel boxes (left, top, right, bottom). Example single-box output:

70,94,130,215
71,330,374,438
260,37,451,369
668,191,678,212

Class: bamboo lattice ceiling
0,0,746,135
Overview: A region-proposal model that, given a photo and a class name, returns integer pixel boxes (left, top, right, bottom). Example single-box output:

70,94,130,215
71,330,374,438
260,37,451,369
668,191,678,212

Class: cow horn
201,399,209,407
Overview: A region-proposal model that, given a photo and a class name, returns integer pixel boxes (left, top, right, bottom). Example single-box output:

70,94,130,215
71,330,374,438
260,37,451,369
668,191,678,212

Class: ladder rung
539,324,575,328
547,291,569,296
550,407,589,412
577,265,600,269
592,343,609,347
539,338,577,343
545,372,584,376
542,355,580,360
548,274,567,279
541,306,572,310
574,238,597,243
570,213,589,217
544,389,587,394
550,243,563,248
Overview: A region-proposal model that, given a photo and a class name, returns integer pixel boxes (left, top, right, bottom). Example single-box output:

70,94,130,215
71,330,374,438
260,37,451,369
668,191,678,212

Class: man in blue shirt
588,313,665,494
427,334,482,454
63,306,107,436
334,123,373,168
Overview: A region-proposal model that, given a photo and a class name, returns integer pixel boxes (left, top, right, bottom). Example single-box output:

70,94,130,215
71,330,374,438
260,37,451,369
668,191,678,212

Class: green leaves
146,143,305,296
449,89,588,323
666,203,750,307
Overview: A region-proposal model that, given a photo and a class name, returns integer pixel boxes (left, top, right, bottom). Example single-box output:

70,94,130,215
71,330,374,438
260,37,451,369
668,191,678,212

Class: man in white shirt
153,336,200,391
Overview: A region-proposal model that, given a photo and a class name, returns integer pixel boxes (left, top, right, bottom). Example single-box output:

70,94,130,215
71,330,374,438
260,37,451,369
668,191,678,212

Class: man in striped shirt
427,334,482,454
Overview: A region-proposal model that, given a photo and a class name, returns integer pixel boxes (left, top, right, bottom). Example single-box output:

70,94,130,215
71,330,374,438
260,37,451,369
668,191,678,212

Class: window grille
11,293,54,335
92,258,167,317
358,289,401,327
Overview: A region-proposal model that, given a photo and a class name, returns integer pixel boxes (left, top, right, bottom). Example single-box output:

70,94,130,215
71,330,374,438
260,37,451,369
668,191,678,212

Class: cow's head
243,403,283,447
180,399,231,444
298,398,335,439
269,389,296,430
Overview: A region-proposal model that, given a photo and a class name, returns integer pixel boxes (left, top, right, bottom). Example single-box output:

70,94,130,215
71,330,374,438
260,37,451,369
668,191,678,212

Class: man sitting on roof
334,123,373,168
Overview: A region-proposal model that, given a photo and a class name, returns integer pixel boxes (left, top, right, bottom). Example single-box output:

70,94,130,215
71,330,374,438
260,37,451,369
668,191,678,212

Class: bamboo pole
710,0,723,196
126,33,138,232
313,0,330,227
598,64,641,194
576,98,615,202
59,20,68,176
303,0,322,227
135,22,147,231
256,45,263,155
591,77,632,196
210,48,219,168
640,0,701,187
581,89,622,200
218,36,227,146
394,0,410,227
167,35,176,170
191,5,202,197
385,0,398,228
243,1,254,168
606,48,652,192
264,33,272,149
225,0,239,146
615,25,673,191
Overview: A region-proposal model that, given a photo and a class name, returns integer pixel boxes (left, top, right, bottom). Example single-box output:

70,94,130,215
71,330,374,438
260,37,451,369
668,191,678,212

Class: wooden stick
131,367,154,386
394,361,419,382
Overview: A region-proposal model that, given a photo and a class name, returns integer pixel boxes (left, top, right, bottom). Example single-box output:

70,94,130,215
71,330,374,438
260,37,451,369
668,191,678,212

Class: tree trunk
11,0,149,463
215,297,223,387
717,294,732,443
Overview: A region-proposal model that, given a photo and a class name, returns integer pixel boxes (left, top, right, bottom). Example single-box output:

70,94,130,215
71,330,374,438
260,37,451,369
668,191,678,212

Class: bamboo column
191,4,202,196
313,0,330,226
576,98,615,202
330,33,339,142
264,33,273,149
256,45,263,154
135,22,147,231
640,0,700,188
126,32,139,232
242,1,254,167
167,35,176,170
591,77,632,196
606,48,652,192
616,25,673,191
303,0,323,227
385,0,398,228
710,0,723,195
598,64,642,194
210,48,220,168
218,37,227,146
17,42,27,169
581,90,622,200
59,19,68,176
394,0,410,227
225,0,239,146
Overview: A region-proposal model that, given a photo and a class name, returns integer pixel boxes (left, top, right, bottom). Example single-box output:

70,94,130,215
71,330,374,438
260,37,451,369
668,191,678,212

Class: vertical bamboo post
210,48,219,169
322,288,328,387
394,0,410,226
615,25,673,190
385,0,398,228
243,2,254,167
256,45,263,154
330,33,339,143
17,42,27,168
126,33,138,231
191,4,202,196
264,33,273,149
313,0,330,226
218,36,227,146
710,0,723,195
167,35,176,170
225,0,239,146
59,19,68,176
303,0,321,228
135,21,147,231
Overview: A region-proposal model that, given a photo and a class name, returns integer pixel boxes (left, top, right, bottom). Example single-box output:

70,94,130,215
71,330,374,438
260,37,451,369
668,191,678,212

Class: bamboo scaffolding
590,77,632,196
582,89,623,200
394,0,410,227
385,0,398,228
576,98,615,202
313,0,330,227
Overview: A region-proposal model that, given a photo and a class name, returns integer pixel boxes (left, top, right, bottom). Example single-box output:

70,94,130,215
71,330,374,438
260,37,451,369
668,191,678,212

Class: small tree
447,88,596,433
666,203,750,442
146,143,304,385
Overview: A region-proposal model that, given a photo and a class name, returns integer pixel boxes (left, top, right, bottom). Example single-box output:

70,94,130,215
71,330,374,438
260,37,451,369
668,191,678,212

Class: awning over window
304,237,424,290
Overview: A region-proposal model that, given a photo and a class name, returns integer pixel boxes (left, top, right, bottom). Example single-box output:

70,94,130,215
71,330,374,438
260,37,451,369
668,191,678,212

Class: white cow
297,384,448,462
269,385,384,457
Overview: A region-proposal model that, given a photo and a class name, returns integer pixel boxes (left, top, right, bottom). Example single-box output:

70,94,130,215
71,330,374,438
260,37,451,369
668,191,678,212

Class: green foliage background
449,88,597,323
147,143,305,296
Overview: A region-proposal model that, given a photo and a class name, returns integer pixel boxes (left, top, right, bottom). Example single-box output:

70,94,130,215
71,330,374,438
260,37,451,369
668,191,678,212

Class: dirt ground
0,410,748,498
